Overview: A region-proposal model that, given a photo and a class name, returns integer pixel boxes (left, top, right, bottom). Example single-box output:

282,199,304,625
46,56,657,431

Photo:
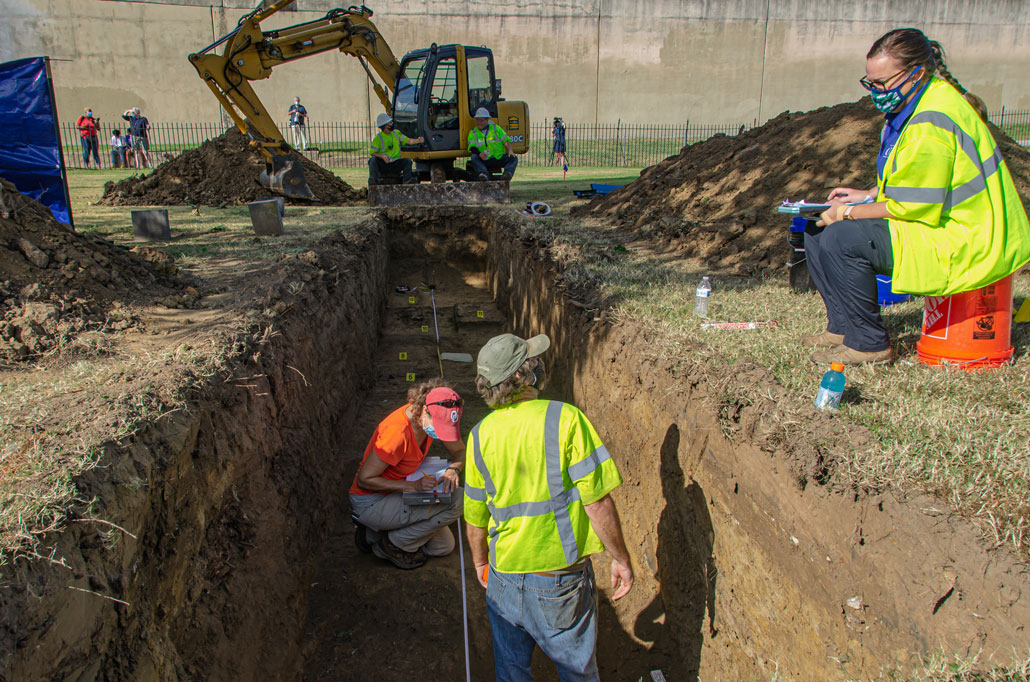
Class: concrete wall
2,0,1028,128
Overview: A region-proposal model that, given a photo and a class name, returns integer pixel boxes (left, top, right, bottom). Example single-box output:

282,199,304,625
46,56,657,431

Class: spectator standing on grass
122,107,152,169
75,108,101,168
368,112,423,185
288,96,308,150
468,107,517,182
465,333,633,682
349,379,465,570
552,116,567,168
109,129,127,168
805,28,1030,365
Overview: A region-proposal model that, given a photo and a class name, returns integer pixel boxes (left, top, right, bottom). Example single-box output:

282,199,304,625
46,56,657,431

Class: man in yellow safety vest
464,332,633,682
369,112,423,185
467,107,518,182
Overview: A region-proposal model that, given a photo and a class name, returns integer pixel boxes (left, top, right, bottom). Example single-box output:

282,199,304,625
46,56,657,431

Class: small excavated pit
3,207,1029,681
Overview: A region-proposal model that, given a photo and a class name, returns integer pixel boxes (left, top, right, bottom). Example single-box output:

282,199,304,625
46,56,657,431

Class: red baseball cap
425,387,463,441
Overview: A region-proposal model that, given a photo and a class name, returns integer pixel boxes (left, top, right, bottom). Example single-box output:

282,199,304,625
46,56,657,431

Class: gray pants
804,218,894,352
349,490,464,555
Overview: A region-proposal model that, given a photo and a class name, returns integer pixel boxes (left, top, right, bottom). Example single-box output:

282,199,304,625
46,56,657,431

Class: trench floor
300,249,572,680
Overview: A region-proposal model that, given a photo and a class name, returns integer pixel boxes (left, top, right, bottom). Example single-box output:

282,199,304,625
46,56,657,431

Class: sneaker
810,345,892,366
477,173,489,182
372,536,426,570
354,521,373,554
801,330,845,348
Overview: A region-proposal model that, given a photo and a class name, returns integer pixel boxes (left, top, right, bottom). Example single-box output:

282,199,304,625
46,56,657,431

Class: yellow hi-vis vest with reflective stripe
463,399,623,574
880,78,1030,295
369,129,409,161
467,122,510,160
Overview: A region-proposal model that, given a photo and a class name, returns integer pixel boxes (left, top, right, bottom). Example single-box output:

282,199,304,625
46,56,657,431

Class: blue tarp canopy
0,56,73,226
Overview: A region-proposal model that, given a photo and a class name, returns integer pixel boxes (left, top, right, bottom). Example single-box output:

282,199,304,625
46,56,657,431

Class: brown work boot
801,330,845,348
810,345,892,366
372,536,427,570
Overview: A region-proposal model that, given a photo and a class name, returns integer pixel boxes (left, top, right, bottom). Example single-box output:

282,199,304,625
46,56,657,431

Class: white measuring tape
427,280,473,682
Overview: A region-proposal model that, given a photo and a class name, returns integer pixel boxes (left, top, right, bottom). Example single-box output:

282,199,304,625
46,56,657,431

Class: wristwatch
843,205,856,220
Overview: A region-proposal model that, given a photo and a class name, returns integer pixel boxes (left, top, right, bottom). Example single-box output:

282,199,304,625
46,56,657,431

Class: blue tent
0,56,74,227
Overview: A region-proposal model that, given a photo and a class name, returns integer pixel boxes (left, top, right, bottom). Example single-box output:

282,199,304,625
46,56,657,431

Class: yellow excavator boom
188,1,399,198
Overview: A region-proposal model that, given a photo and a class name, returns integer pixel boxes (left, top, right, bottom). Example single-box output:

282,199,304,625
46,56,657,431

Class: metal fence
58,110,1030,171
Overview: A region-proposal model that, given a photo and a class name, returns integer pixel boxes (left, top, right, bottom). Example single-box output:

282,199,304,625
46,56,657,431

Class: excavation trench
4,208,1029,681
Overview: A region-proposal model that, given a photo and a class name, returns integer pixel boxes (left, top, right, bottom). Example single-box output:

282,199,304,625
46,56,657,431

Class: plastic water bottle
694,276,712,317
814,362,846,410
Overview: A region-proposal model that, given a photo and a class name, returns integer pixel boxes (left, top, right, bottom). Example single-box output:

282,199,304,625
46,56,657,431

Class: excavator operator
369,112,424,186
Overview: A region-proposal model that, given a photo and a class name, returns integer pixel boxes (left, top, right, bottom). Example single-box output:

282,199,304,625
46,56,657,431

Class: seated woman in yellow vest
804,28,1030,366
369,112,423,185
468,107,518,181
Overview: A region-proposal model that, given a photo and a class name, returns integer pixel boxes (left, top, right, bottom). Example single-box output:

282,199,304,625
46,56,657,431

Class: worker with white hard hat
467,107,517,182
369,112,424,185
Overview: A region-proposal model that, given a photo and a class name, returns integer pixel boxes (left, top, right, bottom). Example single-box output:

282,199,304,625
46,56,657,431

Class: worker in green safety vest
468,107,518,182
368,112,424,185
464,333,633,681
803,28,1030,366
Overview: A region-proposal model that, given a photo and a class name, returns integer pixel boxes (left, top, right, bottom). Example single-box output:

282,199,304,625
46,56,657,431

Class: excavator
187,0,529,204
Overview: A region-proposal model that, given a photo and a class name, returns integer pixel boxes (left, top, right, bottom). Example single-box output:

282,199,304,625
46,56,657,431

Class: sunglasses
859,68,909,92
429,398,463,408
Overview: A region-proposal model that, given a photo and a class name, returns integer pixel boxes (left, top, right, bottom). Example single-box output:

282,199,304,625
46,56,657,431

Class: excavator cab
389,44,527,184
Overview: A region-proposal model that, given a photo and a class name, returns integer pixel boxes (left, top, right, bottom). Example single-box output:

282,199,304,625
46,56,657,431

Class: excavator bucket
367,181,510,207
259,152,314,200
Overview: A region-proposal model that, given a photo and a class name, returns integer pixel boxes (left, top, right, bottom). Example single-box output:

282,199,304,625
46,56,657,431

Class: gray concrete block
248,199,284,236
131,209,171,242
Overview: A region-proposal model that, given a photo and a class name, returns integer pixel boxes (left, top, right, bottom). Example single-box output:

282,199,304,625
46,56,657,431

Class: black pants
804,218,894,352
369,157,414,185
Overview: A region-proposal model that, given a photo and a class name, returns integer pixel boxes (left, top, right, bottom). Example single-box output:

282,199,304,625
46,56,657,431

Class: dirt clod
0,178,193,363
98,128,365,207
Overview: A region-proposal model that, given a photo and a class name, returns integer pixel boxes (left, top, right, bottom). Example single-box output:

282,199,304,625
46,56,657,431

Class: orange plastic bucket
915,275,1014,369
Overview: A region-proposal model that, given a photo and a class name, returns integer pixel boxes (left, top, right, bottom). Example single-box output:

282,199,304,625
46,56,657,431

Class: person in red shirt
349,379,465,569
75,108,101,168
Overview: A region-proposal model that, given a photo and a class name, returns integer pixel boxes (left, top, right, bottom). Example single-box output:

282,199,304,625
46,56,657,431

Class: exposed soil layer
573,99,1030,276
97,128,365,207
0,178,197,363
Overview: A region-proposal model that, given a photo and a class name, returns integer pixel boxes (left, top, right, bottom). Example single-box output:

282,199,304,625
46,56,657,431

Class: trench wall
481,215,1030,679
2,0,1029,128
0,228,388,681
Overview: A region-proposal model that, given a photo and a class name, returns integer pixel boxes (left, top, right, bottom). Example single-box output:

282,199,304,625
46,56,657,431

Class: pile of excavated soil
0,179,197,362
574,99,1030,276
98,128,365,207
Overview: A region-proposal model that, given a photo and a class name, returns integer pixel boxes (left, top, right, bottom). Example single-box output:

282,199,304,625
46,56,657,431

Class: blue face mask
869,66,923,113
423,419,439,440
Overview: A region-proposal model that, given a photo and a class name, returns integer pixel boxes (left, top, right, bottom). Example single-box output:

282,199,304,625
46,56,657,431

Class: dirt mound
574,99,1030,275
0,178,196,362
98,128,365,207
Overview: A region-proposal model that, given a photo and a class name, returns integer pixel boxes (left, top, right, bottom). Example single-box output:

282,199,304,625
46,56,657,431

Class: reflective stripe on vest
469,400,611,567
885,110,1004,211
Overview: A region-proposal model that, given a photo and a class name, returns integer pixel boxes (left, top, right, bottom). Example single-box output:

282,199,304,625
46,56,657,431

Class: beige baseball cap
477,333,550,387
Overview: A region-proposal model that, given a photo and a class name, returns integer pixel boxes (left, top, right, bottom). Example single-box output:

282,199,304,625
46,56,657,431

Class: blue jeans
485,562,599,682
80,136,100,166
469,153,517,179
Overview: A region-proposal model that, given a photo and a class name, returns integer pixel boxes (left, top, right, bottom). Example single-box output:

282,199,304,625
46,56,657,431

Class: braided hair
868,28,988,122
